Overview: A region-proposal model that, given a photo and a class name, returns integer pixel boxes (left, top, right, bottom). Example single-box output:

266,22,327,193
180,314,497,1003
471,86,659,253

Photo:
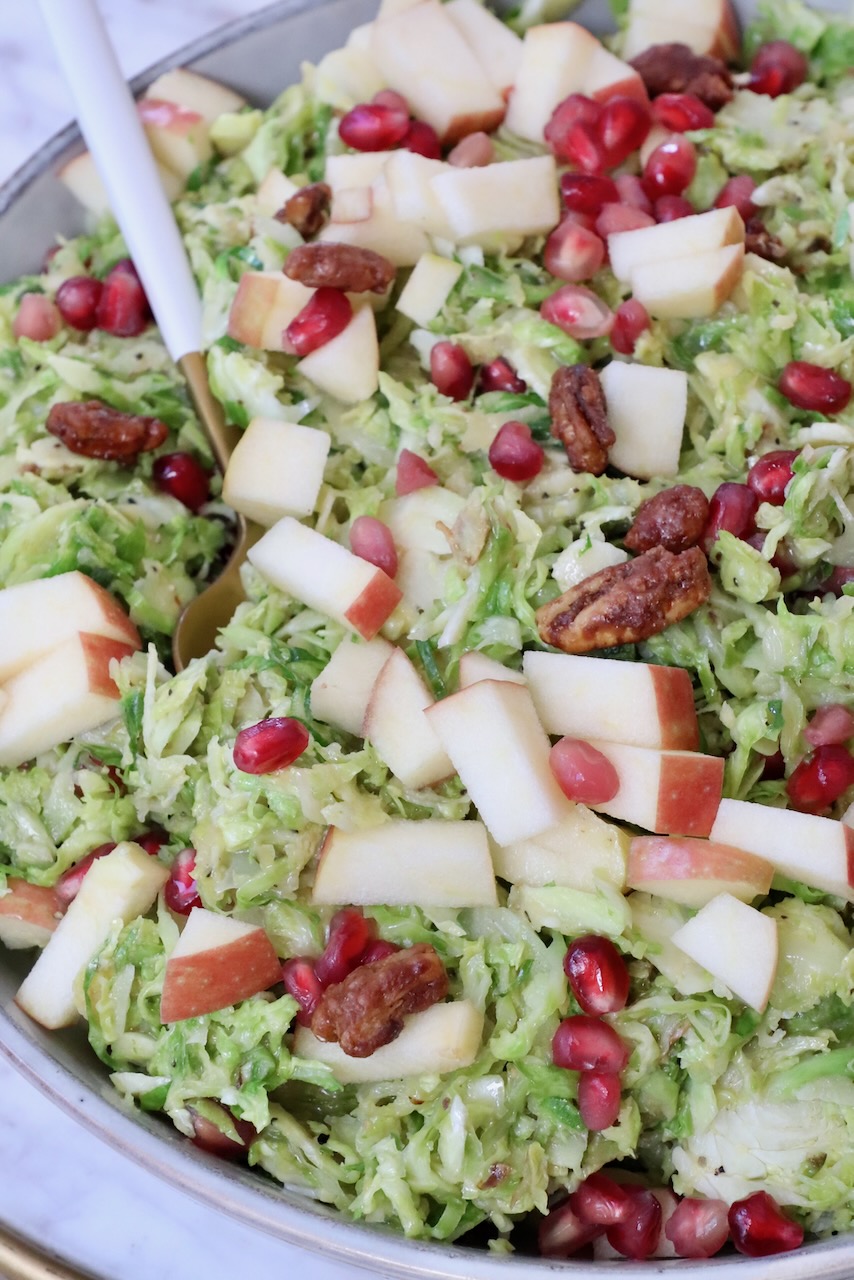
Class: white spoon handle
38,0,203,361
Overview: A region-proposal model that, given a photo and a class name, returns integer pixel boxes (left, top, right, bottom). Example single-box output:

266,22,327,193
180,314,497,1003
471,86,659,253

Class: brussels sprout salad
2,0,854,1264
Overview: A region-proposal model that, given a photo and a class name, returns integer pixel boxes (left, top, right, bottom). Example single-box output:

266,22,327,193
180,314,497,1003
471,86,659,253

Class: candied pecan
549,365,615,477
625,485,710,555
630,44,733,111
536,545,711,653
311,942,449,1058
745,217,787,262
276,182,332,238
284,243,396,294
46,399,169,462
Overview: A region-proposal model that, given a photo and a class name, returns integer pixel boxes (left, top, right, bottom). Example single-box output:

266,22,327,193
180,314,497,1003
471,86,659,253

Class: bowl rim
2,3,854,1277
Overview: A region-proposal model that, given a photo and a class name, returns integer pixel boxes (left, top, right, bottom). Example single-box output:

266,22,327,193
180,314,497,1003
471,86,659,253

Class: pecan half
549,365,615,477
276,182,332,239
625,485,710,555
630,43,733,111
745,217,787,263
311,942,449,1058
284,243,396,294
537,545,711,653
46,400,169,462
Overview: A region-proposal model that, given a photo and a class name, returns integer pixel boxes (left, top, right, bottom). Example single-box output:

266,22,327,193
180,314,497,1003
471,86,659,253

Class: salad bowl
1,0,853,1276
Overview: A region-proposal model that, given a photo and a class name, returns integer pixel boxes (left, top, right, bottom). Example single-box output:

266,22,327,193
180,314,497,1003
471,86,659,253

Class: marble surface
0,5,380,1278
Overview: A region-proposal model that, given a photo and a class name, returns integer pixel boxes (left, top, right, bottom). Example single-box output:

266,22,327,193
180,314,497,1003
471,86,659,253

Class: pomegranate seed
611,299,651,355
552,1015,629,1073
315,908,377,986
560,173,619,216
447,131,494,167
779,361,852,415
564,935,630,1015
747,449,798,505
164,847,201,915
479,357,526,394
715,174,758,221
747,532,797,577
96,259,150,337
786,744,854,813
281,956,323,1025
153,452,210,511
188,1104,256,1160
665,1197,729,1259
56,843,116,906
595,203,655,237
539,1199,602,1258
703,482,758,552
544,94,601,164
615,174,653,213
339,101,409,151
728,1191,804,1257
286,288,352,357
395,448,438,495
541,285,614,340
596,96,651,168
570,1172,633,1227
488,421,544,483
372,89,409,114
805,704,854,747
350,515,398,578
651,93,715,132
822,566,854,596
606,1188,663,1260
579,1071,622,1130
550,738,620,805
655,195,694,222
643,135,697,198
233,717,310,774
748,41,808,99
55,276,104,331
135,831,165,856
761,749,786,780
13,293,62,342
544,219,605,283
430,341,475,400
360,939,400,964
402,120,442,159
564,122,607,174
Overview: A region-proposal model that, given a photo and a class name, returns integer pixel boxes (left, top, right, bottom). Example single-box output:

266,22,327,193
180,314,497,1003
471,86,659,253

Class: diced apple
397,254,463,327
445,0,523,97
0,571,139,682
313,46,385,110
626,0,740,60
671,893,778,1011
346,22,375,52
371,0,505,144
363,649,453,790
396,548,447,612
583,44,648,105
325,152,390,194
312,819,496,906
294,999,484,1082
160,907,281,1023
310,634,395,737
226,270,314,350
297,305,380,404
523,652,699,751
0,632,139,769
493,804,629,892
710,798,854,902
599,362,688,480
624,14,722,60
222,418,330,526
551,538,629,592
256,168,299,218
627,836,774,907
330,186,373,224
431,156,560,245
380,488,464,556
631,243,745,320
505,23,599,142
629,891,713,994
384,151,455,240
320,175,429,267
137,98,212,182
427,680,570,845
0,880,63,951
248,516,402,641
377,0,424,14
639,123,672,168
143,68,247,124
58,149,182,216
585,740,724,838
608,207,744,284
458,652,525,689
16,843,168,1029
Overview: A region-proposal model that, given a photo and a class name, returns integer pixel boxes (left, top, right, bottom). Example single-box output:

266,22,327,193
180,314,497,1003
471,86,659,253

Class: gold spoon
0,1222,95,1280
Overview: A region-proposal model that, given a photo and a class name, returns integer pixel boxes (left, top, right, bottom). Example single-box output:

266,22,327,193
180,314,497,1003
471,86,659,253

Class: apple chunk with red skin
671,893,778,1012
248,517,402,641
160,908,281,1024
59,150,182,217
143,68,247,124
227,271,313,351
711,798,854,903
137,98,212,183
624,0,740,61
627,836,774,908
586,740,724,838
0,880,63,950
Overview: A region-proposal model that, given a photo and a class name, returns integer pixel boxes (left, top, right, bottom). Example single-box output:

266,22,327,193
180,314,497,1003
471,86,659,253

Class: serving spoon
38,0,257,671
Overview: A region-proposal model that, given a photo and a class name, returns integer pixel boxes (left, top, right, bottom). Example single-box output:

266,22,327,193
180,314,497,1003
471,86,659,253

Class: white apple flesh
505,22,600,142
143,68,247,123
710,798,854,902
222,417,330,526
671,892,778,1012
586,740,724,838
430,156,560,245
627,836,774,907
608,207,744,284
397,254,464,327
0,880,63,950
296,305,381,404
444,0,523,97
255,169,299,218
599,362,688,479
493,805,629,892
320,176,430,267
160,907,281,1023
631,244,746,320
59,150,182,216
384,152,455,240
226,271,313,350
362,649,453,790
309,634,395,737
458,652,525,689
379,487,465,556
137,99,212,183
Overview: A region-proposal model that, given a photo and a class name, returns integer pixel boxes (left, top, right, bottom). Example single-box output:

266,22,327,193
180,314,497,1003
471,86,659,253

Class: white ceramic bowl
1,3,852,1276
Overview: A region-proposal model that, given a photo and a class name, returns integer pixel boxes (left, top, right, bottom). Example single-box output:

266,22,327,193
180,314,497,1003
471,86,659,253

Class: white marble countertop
0,4,381,1278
